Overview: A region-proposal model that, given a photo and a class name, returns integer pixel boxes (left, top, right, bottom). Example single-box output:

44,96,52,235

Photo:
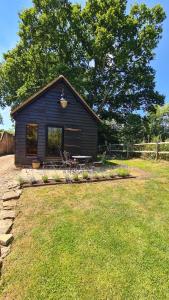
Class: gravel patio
0,154,149,185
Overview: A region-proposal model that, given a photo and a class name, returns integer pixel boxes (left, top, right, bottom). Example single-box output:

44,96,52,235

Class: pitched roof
11,75,101,123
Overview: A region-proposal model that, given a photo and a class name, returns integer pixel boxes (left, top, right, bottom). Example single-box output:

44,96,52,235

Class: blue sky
0,0,168,129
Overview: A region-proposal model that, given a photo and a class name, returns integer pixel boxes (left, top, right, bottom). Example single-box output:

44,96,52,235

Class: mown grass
1,159,169,299
111,158,169,178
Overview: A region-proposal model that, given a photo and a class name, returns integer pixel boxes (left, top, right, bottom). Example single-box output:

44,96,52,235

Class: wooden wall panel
14,80,98,165
0,132,14,155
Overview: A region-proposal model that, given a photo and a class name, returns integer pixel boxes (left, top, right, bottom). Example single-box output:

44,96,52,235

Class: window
26,124,38,156
46,126,63,156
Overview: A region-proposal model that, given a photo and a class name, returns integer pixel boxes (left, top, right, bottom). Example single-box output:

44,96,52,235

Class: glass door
46,126,63,157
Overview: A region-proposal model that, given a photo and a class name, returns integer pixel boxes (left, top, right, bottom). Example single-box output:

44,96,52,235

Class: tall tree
147,104,169,141
101,113,147,144
0,0,166,119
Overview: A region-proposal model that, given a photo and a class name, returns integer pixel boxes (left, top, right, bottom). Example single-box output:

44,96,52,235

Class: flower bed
20,174,136,188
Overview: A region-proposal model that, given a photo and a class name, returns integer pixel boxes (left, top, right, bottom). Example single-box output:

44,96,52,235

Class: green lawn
1,159,169,299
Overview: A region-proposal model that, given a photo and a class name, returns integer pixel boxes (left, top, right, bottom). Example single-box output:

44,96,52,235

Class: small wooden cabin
11,75,100,166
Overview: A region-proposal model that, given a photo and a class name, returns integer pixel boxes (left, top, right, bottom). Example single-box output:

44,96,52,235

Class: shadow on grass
104,160,127,167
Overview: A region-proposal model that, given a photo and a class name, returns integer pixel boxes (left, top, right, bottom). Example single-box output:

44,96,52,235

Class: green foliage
93,172,100,180
65,173,71,183
134,141,169,161
5,127,15,135
0,0,166,119
2,160,169,299
0,127,15,135
108,170,116,178
147,104,169,141
102,113,147,144
73,173,80,181
53,173,62,182
133,143,156,160
119,114,147,144
82,171,90,180
29,176,37,185
17,176,26,186
117,168,130,177
42,175,49,183
100,152,107,164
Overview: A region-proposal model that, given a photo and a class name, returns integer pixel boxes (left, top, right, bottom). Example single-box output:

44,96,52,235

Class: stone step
1,245,11,259
3,200,17,210
0,220,13,234
0,210,16,220
2,190,22,201
0,234,13,246
7,183,19,190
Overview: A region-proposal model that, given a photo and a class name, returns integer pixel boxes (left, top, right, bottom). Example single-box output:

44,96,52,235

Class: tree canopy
0,0,166,120
146,104,169,142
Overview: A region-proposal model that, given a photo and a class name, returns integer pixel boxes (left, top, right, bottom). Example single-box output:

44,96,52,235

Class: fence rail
98,142,169,160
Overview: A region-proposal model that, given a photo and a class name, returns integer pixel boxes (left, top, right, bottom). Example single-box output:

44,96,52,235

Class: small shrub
30,177,37,185
108,171,116,178
100,152,107,165
53,174,62,182
17,176,25,186
65,173,72,183
93,172,100,180
42,175,49,183
82,171,90,180
101,173,106,178
73,173,80,182
117,168,130,178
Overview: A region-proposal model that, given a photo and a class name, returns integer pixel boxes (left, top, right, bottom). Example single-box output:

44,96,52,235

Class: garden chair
59,151,71,168
63,151,78,169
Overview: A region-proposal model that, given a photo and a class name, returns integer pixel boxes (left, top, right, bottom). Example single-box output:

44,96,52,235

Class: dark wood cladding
14,79,98,166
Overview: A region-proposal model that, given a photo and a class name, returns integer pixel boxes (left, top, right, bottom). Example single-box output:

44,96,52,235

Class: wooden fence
98,142,169,160
0,131,15,155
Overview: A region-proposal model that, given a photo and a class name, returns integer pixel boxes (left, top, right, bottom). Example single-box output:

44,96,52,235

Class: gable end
11,75,101,124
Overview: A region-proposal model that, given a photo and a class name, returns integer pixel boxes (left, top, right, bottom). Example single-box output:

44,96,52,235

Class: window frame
26,123,38,157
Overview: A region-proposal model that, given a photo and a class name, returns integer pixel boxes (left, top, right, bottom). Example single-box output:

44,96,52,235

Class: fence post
7,135,9,154
126,144,129,159
156,142,159,161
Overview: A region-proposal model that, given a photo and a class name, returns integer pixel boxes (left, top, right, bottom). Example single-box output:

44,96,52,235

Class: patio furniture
59,151,71,168
63,151,78,169
93,161,103,167
42,159,62,169
72,155,92,170
72,156,92,163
